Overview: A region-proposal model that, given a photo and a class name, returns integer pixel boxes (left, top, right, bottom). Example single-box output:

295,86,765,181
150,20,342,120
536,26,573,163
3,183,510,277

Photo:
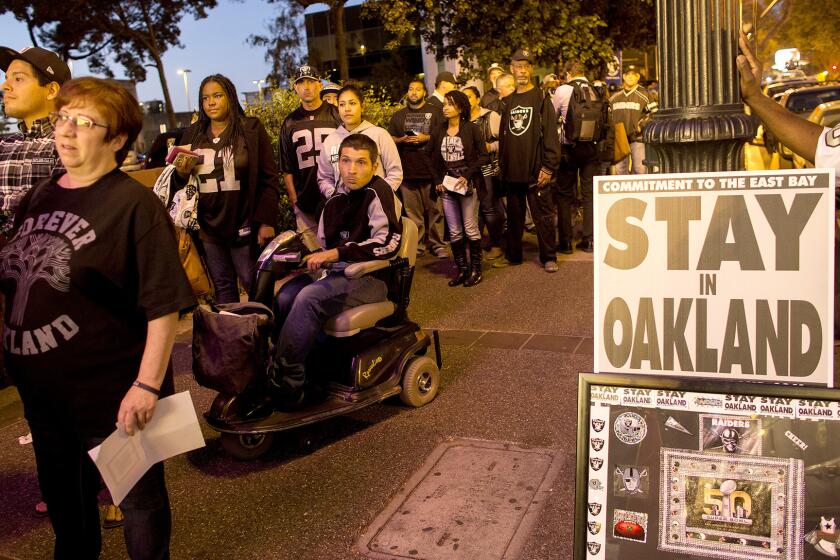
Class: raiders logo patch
588,502,602,516
614,412,647,445
508,105,533,136
587,541,601,555
591,438,605,451
590,457,604,471
591,418,605,432
587,521,602,535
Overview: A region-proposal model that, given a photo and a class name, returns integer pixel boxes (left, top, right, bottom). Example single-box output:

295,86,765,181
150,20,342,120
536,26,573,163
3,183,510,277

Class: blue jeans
442,189,480,243
28,420,171,560
273,272,387,391
203,241,254,304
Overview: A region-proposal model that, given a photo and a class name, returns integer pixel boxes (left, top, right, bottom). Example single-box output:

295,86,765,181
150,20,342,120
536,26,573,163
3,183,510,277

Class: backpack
564,80,609,143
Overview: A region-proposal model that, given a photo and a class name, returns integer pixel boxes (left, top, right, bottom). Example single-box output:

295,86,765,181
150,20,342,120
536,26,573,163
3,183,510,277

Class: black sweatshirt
498,87,561,184
318,175,403,262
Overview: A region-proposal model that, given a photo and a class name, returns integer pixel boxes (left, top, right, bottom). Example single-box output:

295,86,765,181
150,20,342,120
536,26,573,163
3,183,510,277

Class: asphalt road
0,234,593,560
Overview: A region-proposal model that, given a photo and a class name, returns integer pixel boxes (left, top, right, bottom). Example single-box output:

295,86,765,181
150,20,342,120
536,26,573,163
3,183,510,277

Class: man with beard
279,65,340,249
389,79,447,257
495,49,561,271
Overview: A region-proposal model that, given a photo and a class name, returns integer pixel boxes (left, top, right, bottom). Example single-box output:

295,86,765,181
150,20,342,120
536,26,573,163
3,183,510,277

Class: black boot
464,239,483,287
267,358,306,411
448,240,469,286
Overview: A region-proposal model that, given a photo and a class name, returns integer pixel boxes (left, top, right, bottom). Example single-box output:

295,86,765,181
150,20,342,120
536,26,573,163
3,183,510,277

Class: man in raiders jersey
279,65,340,250
610,68,657,174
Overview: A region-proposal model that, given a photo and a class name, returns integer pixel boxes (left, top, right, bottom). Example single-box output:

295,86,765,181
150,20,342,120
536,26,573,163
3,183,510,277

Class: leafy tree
258,0,352,83
0,0,217,129
248,1,306,86
364,0,615,78
757,0,840,73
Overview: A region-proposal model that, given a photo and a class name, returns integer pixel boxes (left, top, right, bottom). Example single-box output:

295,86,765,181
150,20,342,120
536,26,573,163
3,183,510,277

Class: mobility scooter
192,218,442,460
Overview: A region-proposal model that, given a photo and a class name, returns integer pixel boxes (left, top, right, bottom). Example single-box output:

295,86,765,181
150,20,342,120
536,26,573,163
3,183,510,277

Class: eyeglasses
49,112,109,131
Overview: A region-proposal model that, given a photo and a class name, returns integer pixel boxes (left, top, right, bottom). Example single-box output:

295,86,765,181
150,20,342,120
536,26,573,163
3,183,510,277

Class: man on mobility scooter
194,132,440,459
268,133,403,409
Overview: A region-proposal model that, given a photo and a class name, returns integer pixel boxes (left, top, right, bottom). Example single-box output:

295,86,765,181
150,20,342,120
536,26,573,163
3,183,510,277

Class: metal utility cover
358,438,564,560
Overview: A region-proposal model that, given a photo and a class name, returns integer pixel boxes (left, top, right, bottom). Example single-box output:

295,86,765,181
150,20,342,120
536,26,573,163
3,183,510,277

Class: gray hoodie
317,120,403,198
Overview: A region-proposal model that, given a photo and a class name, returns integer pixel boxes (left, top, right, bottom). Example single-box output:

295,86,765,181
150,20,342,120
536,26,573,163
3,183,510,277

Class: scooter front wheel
220,432,274,460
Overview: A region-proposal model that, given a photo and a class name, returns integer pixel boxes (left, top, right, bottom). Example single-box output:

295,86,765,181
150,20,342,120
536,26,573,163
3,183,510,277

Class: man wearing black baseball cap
0,45,71,514
278,65,340,249
495,47,561,271
426,70,457,109
0,46,71,236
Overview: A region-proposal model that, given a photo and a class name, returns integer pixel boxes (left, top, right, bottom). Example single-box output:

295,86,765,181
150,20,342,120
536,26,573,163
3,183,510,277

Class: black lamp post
643,0,757,173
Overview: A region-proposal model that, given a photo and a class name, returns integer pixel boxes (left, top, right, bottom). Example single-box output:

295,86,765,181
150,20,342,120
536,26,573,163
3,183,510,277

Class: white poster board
594,169,835,387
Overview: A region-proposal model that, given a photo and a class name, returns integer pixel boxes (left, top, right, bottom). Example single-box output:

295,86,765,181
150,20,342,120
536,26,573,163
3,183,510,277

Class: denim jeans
442,188,480,243
203,241,254,304
28,420,171,560
273,272,387,390
556,143,600,243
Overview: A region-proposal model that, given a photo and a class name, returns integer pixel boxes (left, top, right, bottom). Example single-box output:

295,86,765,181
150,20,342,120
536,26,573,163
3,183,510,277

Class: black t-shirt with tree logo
0,170,195,434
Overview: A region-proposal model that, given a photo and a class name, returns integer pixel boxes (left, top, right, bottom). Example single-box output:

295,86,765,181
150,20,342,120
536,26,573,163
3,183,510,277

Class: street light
253,79,265,105
177,68,192,112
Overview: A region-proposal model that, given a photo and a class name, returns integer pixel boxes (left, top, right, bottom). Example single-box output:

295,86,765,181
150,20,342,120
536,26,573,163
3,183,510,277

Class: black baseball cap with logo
294,65,320,84
0,46,71,85
511,48,535,64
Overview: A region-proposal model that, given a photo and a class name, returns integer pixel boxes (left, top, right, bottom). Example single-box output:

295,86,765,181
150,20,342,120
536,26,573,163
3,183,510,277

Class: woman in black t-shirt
430,91,489,287
173,74,281,304
0,77,194,559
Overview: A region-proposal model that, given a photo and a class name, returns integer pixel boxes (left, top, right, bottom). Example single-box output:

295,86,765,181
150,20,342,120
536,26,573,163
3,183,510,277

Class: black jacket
177,116,281,230
429,120,489,186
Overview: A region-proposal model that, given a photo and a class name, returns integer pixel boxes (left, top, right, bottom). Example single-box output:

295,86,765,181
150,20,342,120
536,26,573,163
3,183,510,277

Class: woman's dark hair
193,74,245,150
337,84,365,105
339,133,379,163
56,77,143,166
444,90,471,121
461,86,481,101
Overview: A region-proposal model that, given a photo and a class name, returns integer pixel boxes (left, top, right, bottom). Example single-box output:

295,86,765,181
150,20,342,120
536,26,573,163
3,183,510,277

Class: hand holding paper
89,392,205,505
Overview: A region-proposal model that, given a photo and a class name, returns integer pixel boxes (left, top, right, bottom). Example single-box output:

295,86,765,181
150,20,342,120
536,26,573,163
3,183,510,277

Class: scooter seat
323,301,396,337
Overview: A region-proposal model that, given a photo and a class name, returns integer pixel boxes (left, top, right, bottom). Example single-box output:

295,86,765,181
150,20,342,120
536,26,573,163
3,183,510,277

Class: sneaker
485,247,503,260
433,247,449,259
492,257,511,268
544,260,559,273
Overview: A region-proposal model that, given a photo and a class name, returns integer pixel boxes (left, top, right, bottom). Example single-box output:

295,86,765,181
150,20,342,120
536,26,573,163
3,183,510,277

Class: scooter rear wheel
220,432,274,460
399,356,440,407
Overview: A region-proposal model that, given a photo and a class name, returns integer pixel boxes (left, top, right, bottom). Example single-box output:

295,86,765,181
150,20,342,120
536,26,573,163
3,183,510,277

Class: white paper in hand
88,391,205,505
442,175,468,195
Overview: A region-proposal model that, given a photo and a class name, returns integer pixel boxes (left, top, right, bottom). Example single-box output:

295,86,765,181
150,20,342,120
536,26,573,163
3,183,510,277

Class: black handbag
192,302,273,395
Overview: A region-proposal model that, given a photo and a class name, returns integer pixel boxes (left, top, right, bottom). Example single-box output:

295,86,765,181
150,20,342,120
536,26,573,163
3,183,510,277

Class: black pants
28,418,171,560
556,143,600,243
502,182,558,264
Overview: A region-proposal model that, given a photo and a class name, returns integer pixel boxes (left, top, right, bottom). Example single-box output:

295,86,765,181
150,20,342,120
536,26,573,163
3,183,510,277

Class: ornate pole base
643,104,756,173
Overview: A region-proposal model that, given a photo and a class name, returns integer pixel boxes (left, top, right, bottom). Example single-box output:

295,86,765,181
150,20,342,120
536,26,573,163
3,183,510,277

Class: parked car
792,100,840,169
776,84,840,159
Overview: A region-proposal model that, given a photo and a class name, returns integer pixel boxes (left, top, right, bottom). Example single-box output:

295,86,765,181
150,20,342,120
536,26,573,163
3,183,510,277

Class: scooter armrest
344,259,391,279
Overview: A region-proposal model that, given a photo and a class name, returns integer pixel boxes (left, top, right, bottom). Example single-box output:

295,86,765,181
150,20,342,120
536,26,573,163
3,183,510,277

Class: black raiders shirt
279,103,340,214
388,105,443,180
191,127,251,244
0,170,195,433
